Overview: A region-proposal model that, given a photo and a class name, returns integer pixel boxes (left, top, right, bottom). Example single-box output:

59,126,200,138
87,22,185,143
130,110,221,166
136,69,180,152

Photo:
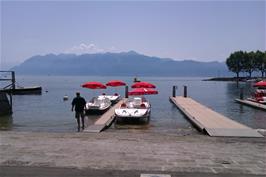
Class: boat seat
133,97,142,106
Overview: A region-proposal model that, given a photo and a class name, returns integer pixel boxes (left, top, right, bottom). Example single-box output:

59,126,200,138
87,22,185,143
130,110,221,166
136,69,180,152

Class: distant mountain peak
118,50,139,55
127,50,139,55
12,51,230,76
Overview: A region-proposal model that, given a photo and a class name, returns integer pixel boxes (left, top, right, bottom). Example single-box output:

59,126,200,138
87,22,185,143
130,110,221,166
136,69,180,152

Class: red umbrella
131,81,156,88
81,81,107,89
128,88,158,96
106,80,126,87
254,81,266,87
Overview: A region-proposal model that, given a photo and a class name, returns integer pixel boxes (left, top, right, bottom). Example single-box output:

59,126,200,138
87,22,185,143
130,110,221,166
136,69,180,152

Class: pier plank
84,99,125,133
170,96,263,137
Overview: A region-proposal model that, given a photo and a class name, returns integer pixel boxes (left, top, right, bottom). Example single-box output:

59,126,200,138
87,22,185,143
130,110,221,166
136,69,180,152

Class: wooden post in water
172,86,176,97
183,85,187,98
125,85,128,98
9,93,13,113
240,87,244,100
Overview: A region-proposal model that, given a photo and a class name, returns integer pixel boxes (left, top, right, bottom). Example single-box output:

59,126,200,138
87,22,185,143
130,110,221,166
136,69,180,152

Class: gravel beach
0,130,265,177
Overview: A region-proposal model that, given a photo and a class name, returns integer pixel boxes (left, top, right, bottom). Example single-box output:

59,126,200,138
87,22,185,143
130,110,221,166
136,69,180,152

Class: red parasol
131,81,156,88
254,81,266,87
128,88,158,96
81,81,107,89
106,80,126,87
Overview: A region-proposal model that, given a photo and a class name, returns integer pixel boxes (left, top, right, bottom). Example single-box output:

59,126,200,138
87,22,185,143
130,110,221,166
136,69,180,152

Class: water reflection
0,115,13,130
114,118,150,130
225,81,266,129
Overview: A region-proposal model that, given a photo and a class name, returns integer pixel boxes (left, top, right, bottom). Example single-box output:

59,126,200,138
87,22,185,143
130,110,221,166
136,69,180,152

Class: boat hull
115,109,150,119
115,110,151,124
85,107,110,114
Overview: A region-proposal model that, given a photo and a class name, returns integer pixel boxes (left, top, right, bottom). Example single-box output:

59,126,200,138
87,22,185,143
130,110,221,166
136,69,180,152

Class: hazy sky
1,0,265,69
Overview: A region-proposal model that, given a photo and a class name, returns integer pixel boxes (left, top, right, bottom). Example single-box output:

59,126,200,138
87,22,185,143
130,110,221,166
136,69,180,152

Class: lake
0,75,265,134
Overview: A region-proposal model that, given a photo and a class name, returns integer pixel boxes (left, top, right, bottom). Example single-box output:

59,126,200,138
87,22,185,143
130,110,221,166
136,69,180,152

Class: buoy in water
63,95,68,101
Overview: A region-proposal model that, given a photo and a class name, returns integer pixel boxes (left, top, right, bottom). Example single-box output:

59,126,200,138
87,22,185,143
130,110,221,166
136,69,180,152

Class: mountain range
12,51,230,76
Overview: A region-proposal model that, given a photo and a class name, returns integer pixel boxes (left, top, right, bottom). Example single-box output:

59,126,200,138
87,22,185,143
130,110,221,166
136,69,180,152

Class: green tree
226,51,245,79
254,50,265,78
264,52,266,77
242,51,256,78
262,51,266,77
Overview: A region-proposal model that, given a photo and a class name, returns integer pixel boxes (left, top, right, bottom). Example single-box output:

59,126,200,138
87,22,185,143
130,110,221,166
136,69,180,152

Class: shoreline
203,77,264,82
1,131,265,176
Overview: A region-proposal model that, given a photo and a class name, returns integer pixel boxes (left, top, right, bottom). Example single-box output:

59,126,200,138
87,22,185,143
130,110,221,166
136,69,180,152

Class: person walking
71,92,86,131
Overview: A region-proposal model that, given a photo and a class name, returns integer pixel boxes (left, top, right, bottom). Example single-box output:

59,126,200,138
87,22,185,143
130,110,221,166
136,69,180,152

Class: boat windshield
124,96,148,109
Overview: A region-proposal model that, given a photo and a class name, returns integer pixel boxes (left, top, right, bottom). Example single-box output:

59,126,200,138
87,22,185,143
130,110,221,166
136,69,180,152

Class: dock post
172,86,176,97
125,85,128,98
183,86,187,98
240,87,244,100
9,93,13,113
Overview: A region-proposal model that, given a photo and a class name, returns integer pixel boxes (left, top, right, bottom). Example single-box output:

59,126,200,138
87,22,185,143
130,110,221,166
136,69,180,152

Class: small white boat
249,81,266,104
98,93,120,104
250,88,266,104
115,97,151,121
85,96,112,113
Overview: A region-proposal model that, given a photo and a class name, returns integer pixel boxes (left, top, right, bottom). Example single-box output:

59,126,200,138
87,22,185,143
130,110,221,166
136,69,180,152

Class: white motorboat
115,97,151,121
85,96,112,113
98,93,121,104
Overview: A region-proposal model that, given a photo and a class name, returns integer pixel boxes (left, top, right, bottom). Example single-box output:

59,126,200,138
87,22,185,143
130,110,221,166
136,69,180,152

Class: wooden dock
170,96,263,137
83,99,125,133
235,99,266,111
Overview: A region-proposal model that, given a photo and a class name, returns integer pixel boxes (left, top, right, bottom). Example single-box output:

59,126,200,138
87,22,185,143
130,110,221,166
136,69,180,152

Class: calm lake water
0,75,265,134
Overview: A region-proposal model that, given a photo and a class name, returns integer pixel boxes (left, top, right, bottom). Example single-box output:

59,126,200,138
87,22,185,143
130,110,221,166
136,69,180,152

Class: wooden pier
0,71,42,95
170,96,263,137
235,99,266,111
83,99,125,133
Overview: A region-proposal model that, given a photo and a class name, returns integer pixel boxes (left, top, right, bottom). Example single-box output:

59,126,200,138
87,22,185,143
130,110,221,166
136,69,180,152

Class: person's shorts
75,111,84,119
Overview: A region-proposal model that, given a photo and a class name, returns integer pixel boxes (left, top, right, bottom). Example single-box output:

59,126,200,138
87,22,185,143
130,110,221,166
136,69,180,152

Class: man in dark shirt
71,92,86,131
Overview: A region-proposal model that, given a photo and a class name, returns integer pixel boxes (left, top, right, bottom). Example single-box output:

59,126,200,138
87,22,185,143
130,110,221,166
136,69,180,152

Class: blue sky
1,1,265,69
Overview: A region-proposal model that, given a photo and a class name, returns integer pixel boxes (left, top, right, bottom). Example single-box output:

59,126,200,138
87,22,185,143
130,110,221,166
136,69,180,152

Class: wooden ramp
235,99,266,111
83,99,125,133
170,96,263,137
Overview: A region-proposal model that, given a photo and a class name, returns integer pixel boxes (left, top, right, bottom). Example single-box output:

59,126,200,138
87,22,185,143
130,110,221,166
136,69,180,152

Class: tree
242,51,256,78
254,50,265,78
264,52,266,77
262,51,266,78
226,51,245,79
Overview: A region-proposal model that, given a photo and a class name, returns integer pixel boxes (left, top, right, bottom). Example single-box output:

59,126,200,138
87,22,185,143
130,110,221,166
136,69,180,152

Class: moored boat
99,93,121,104
85,96,112,114
115,96,151,121
115,82,158,123
249,81,266,104
104,80,126,104
133,77,141,83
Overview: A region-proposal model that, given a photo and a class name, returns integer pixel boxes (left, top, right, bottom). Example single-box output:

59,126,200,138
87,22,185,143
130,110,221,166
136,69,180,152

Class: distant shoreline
203,77,264,82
